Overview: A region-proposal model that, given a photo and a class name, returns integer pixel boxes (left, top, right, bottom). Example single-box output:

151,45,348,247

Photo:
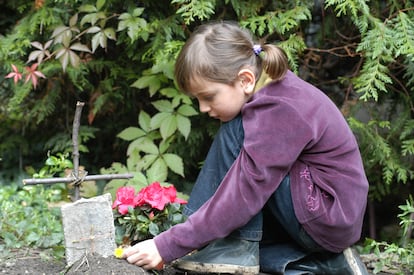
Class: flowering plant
112,182,187,245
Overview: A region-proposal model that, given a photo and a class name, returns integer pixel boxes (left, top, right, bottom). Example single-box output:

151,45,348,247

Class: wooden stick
72,101,84,200
23,173,134,185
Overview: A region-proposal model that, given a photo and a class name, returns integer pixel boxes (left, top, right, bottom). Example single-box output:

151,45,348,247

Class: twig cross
23,101,132,200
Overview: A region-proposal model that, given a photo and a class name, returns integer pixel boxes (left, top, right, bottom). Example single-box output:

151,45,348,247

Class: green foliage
399,196,414,239
117,8,149,42
363,238,414,274
348,111,414,201
360,197,414,274
362,196,414,274
0,184,65,258
31,152,73,178
172,0,215,24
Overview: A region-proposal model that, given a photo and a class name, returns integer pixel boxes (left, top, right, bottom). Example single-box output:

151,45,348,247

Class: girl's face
189,71,255,122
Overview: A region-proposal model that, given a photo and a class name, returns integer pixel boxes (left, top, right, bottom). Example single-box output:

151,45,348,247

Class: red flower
164,185,188,205
112,186,137,215
135,182,187,211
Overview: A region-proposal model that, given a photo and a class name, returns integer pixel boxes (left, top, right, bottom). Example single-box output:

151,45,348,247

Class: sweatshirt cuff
154,232,175,263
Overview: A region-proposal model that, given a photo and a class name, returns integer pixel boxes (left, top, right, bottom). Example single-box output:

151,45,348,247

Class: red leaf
5,64,23,84
24,63,46,88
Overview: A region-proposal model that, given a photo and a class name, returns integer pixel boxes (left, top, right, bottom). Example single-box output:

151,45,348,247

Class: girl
123,21,369,275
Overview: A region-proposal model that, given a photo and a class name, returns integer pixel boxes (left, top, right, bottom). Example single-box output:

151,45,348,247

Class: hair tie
253,44,262,56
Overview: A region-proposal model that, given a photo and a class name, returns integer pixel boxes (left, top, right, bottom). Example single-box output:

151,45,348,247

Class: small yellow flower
114,247,124,258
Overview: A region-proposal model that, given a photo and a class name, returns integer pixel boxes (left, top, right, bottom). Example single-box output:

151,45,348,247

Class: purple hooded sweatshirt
154,70,369,263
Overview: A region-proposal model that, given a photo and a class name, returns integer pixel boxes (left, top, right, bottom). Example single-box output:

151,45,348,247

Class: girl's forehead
188,76,209,92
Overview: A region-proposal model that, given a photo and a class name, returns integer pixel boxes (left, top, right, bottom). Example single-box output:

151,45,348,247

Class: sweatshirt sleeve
154,93,313,263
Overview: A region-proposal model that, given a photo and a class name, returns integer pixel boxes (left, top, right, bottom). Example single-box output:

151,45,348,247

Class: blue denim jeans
183,115,324,273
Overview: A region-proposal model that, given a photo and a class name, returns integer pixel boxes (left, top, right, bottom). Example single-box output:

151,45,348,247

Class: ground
0,248,402,275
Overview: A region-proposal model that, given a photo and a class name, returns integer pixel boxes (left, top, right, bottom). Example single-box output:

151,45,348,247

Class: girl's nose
198,101,210,113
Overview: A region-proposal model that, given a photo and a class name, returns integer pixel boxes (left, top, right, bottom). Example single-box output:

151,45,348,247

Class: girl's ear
238,69,256,95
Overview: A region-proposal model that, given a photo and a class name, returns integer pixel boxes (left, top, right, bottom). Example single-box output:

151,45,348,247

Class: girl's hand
122,239,164,270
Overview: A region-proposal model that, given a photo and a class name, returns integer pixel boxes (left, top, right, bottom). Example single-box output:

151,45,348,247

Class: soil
0,248,403,275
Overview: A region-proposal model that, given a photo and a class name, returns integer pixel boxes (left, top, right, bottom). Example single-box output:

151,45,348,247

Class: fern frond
8,84,32,111
278,34,307,72
400,119,414,140
325,0,369,17
389,11,414,59
357,19,394,59
348,112,414,200
400,119,414,156
172,0,215,24
241,5,311,36
24,6,63,35
353,57,393,101
402,139,414,156
240,16,268,36
228,0,266,18
403,59,414,88
324,0,370,33
272,6,312,35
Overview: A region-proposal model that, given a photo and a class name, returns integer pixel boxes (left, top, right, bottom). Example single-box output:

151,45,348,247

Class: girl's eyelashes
197,92,215,102
202,95,214,101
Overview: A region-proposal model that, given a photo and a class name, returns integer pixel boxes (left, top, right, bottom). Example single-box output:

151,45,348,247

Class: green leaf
149,222,160,236
87,26,101,34
69,13,78,27
152,100,173,112
104,27,116,40
163,153,184,177
133,138,159,155
126,139,144,157
150,112,171,130
68,50,80,67
138,111,151,132
132,7,144,17
137,215,149,223
96,0,105,11
158,139,170,154
92,32,107,51
176,114,191,139
160,115,177,140
117,127,146,141
131,75,162,96
26,231,40,244
78,4,97,13
146,158,168,183
80,11,106,26
117,8,148,42
45,156,57,166
177,104,198,116
139,154,158,170
70,42,91,53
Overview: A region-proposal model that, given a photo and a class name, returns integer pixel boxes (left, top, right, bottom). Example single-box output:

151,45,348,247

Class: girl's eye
202,95,214,101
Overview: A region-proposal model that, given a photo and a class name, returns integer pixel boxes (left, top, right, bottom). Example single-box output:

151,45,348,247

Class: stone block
61,193,116,266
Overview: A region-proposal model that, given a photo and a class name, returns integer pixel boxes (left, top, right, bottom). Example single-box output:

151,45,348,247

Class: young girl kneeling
123,21,369,275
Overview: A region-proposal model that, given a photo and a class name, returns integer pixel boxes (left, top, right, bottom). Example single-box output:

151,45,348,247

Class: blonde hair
175,21,289,93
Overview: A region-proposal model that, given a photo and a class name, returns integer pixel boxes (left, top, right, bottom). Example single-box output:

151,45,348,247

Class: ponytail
259,44,289,82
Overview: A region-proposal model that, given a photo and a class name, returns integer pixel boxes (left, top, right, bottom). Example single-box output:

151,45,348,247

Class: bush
0,183,65,259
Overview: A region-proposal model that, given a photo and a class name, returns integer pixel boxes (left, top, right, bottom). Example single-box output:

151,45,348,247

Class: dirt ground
0,248,402,275
0,249,176,275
